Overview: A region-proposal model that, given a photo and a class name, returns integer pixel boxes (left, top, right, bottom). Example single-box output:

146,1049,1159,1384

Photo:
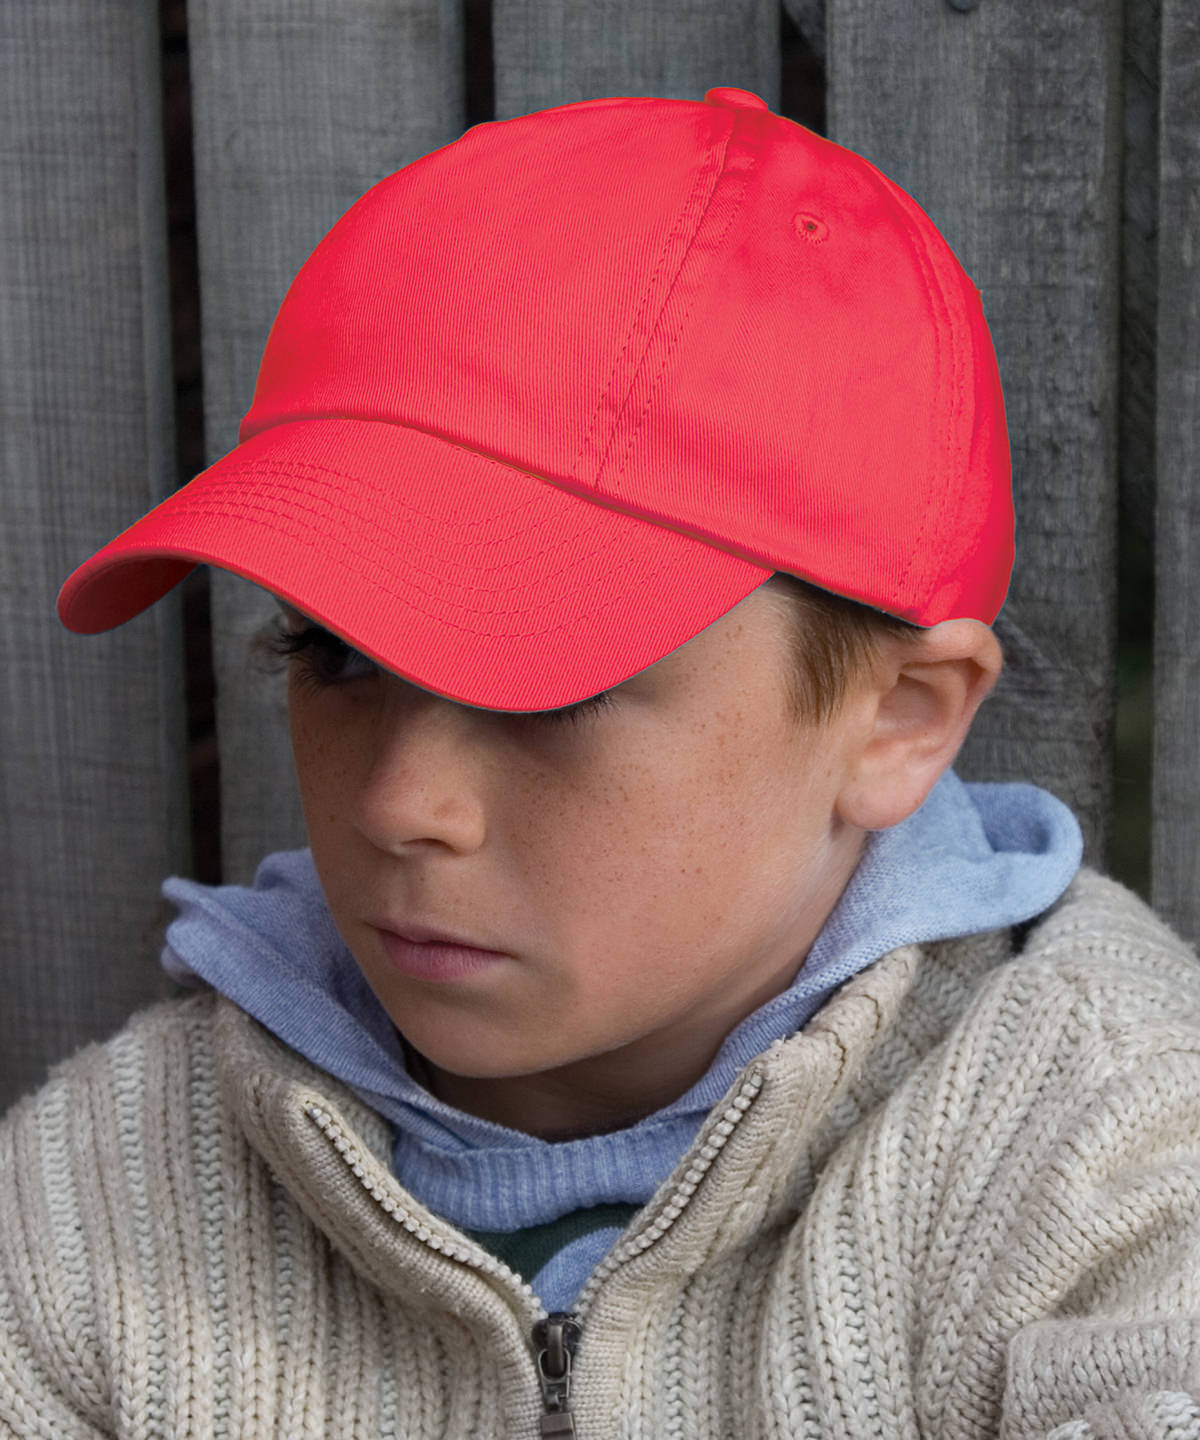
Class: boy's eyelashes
264,616,377,690
525,689,617,725
264,612,617,726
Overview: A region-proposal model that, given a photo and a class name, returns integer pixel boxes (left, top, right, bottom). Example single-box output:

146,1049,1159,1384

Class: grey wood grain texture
828,0,1125,871
186,0,466,883
782,0,825,64
0,0,189,1111
492,0,778,118
1152,0,1200,945
1120,0,1159,556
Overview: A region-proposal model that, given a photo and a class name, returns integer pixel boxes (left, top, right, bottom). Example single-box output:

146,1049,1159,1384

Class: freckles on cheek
528,755,670,907
610,753,723,890
288,699,354,821
289,709,323,783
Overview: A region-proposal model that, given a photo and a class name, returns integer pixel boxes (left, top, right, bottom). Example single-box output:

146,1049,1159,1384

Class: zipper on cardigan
563,1066,766,1321
301,1101,547,1309
525,1066,766,1434
533,1312,582,1435
303,1065,765,1436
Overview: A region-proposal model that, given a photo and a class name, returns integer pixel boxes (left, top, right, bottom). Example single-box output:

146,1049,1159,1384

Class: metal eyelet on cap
795,213,829,243
704,87,771,111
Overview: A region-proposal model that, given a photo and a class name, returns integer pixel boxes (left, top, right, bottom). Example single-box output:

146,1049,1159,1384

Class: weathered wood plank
1108,0,1160,907
186,0,467,882
829,0,1125,870
1151,0,1200,947
1119,0,1160,555
492,0,778,117
0,0,188,1110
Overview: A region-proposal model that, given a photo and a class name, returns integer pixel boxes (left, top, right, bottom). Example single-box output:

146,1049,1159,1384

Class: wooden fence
2,0,1197,1113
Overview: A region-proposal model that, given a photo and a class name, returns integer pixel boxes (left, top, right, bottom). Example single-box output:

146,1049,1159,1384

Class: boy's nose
350,703,490,857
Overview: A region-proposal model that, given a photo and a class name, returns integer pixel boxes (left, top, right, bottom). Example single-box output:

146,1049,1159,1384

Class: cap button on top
704,87,771,111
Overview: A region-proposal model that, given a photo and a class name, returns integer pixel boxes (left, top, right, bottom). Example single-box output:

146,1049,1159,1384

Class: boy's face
283,582,874,1139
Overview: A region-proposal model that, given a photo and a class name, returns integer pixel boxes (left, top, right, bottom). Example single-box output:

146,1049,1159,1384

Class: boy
7,87,1200,1437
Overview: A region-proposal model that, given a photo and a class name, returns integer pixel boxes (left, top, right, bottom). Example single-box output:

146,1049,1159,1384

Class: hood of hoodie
160,766,1082,1262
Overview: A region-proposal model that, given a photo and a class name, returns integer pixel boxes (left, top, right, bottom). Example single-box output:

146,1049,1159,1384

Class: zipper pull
533,1312,582,1436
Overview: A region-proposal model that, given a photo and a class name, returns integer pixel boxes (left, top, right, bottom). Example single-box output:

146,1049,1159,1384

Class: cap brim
57,418,772,711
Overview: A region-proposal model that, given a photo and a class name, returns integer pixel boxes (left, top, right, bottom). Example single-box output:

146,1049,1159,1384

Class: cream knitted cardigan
3,865,1200,1439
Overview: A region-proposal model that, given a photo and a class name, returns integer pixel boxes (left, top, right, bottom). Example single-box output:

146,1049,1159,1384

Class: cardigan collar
210,894,1019,1322
167,767,1083,1239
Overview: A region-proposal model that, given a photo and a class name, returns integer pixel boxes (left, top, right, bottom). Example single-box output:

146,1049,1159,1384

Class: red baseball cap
57,87,1013,712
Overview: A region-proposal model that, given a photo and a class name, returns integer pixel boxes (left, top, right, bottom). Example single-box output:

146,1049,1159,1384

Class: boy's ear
834,620,1003,832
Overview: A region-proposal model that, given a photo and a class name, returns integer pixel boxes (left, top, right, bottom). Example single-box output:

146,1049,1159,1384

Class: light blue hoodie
160,766,1082,1311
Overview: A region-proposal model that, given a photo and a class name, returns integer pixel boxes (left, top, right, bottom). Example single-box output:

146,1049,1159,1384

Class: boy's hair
762,572,928,729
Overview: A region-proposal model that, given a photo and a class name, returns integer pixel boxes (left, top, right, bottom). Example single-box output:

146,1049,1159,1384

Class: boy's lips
366,918,509,956
369,923,512,982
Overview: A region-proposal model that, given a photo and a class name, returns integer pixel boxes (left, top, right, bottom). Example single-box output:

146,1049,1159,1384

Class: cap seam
115,489,707,644
605,135,758,503
165,467,615,586
571,108,737,493
854,165,965,616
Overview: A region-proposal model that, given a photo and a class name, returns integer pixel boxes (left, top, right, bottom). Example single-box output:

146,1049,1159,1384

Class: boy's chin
398,1024,576,1084
400,1016,644,1085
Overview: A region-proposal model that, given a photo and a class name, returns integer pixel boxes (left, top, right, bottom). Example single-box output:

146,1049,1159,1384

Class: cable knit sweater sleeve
914,892,1200,1438
0,1043,114,1439
997,985,1200,1437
